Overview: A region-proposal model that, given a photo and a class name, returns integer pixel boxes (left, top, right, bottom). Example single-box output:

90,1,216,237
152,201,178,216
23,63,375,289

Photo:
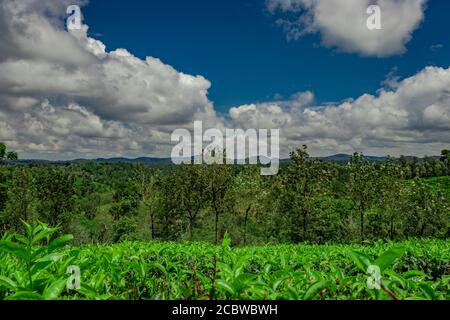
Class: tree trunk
359,203,365,242
214,210,220,245
360,210,364,242
420,221,425,237
150,212,155,240
390,215,394,240
243,205,251,246
188,216,194,241
303,208,308,242
212,190,220,245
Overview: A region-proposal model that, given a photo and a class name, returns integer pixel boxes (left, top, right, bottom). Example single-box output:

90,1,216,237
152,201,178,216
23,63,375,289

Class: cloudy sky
0,0,449,160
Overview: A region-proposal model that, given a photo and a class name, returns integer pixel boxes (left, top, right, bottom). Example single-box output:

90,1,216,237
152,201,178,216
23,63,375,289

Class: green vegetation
0,148,448,244
0,225,448,300
0,142,449,300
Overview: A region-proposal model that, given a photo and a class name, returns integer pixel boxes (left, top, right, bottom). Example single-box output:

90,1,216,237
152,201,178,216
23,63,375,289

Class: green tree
157,174,184,240
367,159,405,240
441,149,450,175
404,179,448,238
232,165,266,245
280,145,331,242
203,158,235,245
34,167,75,232
0,183,7,233
0,143,5,160
6,151,18,161
440,149,450,162
0,142,18,162
171,165,208,240
1,167,34,232
110,179,140,220
135,164,160,240
347,153,377,242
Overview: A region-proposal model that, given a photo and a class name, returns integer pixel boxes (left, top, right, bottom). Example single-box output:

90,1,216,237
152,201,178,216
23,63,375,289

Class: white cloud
267,0,427,57
0,0,222,159
229,66,450,157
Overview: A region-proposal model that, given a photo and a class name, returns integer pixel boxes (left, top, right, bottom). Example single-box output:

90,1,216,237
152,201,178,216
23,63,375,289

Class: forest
1,144,449,245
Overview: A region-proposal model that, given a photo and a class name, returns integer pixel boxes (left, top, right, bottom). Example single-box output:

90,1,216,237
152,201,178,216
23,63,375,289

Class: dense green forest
1,144,449,245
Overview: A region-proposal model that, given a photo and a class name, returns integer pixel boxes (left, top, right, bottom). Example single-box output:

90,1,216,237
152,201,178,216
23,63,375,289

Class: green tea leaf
43,279,66,300
303,281,328,300
5,291,43,300
349,250,373,272
374,246,406,272
419,284,436,300
48,234,74,252
216,279,235,295
0,240,28,261
0,275,17,290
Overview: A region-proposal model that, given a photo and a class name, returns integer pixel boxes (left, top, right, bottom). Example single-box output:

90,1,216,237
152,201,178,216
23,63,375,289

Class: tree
440,149,450,162
202,154,235,245
399,155,412,179
135,164,160,240
423,156,441,177
157,174,184,240
6,151,18,161
347,152,378,242
0,142,18,162
110,179,140,220
441,149,450,175
0,165,8,234
0,143,5,160
404,179,448,238
171,165,208,240
232,165,265,245
34,167,75,232
279,145,330,242
1,167,34,232
112,216,138,242
368,159,405,240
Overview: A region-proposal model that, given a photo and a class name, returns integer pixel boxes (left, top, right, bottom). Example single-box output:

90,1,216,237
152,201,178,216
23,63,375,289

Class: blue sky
83,0,450,112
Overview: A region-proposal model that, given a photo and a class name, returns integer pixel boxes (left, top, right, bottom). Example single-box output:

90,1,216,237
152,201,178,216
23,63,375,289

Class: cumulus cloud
229,66,450,157
266,0,427,57
0,0,221,159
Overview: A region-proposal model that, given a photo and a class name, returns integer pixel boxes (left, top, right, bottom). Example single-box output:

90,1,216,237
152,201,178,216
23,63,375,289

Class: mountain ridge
13,153,441,165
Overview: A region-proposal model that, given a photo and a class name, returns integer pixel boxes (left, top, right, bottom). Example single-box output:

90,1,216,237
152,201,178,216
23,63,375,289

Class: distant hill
14,154,440,165
14,157,172,165
77,157,172,164
318,154,388,162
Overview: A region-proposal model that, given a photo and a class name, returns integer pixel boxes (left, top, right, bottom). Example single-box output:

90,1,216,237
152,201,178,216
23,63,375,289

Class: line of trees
0,143,449,245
